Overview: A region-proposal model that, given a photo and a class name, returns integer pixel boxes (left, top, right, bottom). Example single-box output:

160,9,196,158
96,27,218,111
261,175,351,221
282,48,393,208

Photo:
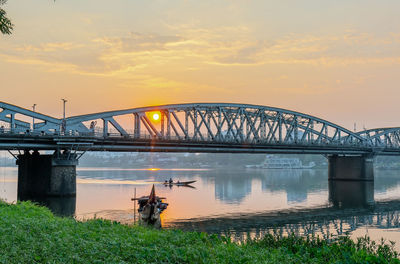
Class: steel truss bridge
1,101,400,155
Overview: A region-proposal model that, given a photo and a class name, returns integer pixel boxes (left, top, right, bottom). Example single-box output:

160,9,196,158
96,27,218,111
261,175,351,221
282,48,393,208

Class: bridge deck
0,133,385,154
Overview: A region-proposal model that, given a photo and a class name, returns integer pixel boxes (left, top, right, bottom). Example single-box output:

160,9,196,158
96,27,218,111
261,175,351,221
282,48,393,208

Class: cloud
15,42,84,52
93,32,183,52
0,53,78,72
1,27,400,79
208,31,400,66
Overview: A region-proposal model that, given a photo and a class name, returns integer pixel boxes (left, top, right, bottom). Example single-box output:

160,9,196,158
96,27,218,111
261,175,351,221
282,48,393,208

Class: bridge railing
2,124,398,151
0,126,373,148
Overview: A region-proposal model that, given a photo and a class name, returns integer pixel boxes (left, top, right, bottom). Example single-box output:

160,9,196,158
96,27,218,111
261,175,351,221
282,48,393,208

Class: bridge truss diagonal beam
63,103,367,146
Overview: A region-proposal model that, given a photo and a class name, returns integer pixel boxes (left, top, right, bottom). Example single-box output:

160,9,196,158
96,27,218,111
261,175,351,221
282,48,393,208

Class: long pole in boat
134,187,136,223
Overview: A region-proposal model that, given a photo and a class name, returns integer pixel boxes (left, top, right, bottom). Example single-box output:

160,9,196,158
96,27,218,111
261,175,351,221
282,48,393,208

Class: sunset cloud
2,0,400,129
2,28,400,76
93,32,183,52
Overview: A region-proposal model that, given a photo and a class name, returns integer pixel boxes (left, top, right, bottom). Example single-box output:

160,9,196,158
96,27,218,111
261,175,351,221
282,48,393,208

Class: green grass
0,200,399,263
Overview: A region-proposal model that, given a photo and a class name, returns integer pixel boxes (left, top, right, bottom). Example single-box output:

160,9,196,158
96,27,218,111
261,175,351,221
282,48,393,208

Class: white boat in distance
246,156,315,169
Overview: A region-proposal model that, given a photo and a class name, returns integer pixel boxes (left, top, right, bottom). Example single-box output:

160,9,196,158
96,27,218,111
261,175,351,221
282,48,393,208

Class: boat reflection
259,169,319,204
163,184,196,189
214,173,252,203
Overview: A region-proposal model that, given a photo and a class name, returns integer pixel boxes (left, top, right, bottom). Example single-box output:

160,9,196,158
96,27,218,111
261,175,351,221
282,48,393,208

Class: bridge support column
328,155,374,181
17,151,78,199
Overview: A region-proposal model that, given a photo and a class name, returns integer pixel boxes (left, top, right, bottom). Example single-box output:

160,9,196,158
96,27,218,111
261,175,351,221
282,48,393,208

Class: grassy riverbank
0,201,399,263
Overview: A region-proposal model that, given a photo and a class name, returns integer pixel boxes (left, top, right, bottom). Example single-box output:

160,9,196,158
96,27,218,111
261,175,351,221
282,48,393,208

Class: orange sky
1,1,400,130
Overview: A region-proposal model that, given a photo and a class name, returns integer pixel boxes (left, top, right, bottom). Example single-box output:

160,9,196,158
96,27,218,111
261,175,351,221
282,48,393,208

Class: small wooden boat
131,184,168,227
162,180,196,186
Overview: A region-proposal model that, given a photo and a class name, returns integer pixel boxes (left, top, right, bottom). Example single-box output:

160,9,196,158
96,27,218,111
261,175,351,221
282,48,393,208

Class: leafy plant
0,0,13,35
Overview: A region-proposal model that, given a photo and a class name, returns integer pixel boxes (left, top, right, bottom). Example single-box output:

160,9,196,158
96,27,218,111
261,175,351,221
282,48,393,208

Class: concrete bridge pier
17,150,78,200
328,154,374,181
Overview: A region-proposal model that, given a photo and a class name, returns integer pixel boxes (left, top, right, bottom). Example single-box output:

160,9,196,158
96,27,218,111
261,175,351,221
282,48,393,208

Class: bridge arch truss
357,127,400,149
65,103,365,147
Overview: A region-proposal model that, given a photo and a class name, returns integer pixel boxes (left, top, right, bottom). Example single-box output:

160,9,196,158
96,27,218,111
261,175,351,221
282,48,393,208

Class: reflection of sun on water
77,179,160,185
147,168,160,171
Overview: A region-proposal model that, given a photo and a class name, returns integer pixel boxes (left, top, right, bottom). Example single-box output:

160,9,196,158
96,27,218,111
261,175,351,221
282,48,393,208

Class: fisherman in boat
133,184,168,228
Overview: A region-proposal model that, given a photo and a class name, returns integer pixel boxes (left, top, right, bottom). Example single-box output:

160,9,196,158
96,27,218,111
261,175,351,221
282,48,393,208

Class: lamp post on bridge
61,98,67,134
32,104,36,131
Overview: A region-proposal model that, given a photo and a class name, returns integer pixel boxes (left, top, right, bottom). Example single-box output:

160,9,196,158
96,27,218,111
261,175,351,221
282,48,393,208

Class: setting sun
147,111,161,123
152,113,160,121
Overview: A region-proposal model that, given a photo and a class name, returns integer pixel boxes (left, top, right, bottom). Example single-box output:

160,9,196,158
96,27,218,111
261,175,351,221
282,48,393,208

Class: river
1,166,400,249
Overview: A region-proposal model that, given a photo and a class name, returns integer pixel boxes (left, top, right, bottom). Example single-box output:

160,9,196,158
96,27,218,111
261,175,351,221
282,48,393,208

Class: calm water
1,166,400,248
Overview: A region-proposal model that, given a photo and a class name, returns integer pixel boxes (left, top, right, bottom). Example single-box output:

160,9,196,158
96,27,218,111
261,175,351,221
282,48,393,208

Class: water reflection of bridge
213,169,400,204
168,170,400,240
166,199,400,241
213,169,321,203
